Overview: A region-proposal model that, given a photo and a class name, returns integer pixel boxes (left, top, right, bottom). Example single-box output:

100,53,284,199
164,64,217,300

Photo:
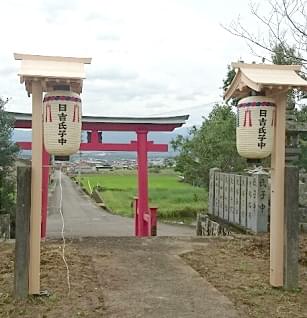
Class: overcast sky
1,0,259,125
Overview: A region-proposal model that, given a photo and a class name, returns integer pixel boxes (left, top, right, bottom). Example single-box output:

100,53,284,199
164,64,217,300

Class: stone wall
208,169,269,233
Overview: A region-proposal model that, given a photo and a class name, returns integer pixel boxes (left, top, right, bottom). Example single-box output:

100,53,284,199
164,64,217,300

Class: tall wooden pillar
270,91,287,287
29,81,43,294
136,130,149,236
41,146,49,239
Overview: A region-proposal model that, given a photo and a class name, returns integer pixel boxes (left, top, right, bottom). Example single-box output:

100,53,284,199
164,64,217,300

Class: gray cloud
96,33,121,41
85,12,123,24
40,0,79,12
40,0,80,22
87,67,138,81
144,102,167,110
175,94,197,101
0,65,18,76
87,78,169,102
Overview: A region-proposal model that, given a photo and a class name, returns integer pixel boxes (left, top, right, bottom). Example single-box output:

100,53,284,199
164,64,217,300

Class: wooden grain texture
14,166,31,299
29,81,43,294
284,166,299,290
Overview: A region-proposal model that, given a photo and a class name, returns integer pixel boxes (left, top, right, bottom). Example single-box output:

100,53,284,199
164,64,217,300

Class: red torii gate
12,112,188,238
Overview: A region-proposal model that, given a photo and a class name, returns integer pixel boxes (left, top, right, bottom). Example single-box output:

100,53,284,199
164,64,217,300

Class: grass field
77,169,207,220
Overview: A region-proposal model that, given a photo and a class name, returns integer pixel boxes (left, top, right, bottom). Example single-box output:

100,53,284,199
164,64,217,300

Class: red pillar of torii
13,112,188,238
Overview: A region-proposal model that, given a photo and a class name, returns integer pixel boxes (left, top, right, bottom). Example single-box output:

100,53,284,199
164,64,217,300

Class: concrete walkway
47,172,195,238
47,173,239,317
79,237,238,318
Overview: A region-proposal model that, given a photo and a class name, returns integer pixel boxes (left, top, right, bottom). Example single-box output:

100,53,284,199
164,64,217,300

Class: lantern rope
59,165,71,295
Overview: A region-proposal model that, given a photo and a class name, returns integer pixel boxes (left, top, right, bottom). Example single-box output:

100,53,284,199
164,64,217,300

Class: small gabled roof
224,62,307,101
14,53,92,95
14,53,91,79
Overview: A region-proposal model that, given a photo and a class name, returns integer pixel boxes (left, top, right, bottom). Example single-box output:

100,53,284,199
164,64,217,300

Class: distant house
96,164,113,171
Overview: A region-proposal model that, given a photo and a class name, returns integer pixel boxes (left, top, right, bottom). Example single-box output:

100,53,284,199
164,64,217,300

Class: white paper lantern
236,96,276,159
43,91,82,155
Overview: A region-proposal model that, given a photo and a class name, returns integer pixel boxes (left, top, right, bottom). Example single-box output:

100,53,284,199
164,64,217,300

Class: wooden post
14,166,31,299
284,165,299,289
41,146,49,239
270,92,286,287
29,81,43,294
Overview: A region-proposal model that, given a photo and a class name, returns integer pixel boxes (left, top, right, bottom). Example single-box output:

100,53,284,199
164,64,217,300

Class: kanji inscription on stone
246,174,269,233
247,176,255,230
256,174,269,232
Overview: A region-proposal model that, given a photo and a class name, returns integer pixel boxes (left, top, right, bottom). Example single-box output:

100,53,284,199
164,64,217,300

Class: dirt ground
1,235,307,318
181,234,307,318
0,241,105,318
0,237,238,318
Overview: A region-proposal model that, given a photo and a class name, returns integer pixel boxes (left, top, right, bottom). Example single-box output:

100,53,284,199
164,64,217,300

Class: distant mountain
13,126,191,159
13,129,32,142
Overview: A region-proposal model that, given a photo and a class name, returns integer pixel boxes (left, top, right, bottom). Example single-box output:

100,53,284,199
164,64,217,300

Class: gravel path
78,237,239,318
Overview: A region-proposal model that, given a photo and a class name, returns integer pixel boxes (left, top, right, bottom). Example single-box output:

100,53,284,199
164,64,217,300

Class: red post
150,207,158,236
91,130,99,144
137,130,149,236
41,146,49,239
134,197,139,236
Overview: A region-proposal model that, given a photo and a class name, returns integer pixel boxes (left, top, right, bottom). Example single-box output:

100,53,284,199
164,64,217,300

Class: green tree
269,44,307,170
222,65,236,92
294,105,307,170
0,98,19,236
172,104,246,187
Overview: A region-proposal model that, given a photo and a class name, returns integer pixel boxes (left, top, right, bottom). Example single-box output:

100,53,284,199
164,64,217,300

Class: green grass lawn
77,169,207,220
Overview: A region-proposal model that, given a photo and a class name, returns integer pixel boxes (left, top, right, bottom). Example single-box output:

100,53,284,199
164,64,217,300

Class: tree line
0,98,19,237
